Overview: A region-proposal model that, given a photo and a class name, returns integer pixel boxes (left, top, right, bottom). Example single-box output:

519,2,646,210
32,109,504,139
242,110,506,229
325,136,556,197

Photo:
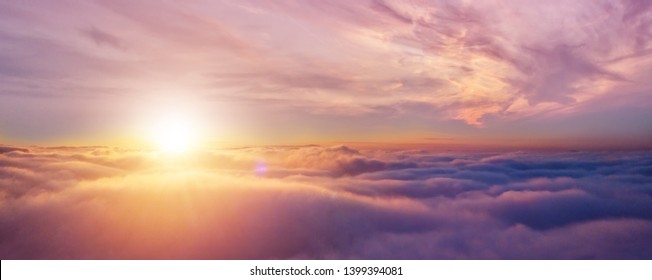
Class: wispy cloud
1,1,651,143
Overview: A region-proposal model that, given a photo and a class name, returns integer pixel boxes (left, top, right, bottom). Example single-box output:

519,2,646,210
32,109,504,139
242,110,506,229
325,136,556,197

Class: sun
150,114,199,155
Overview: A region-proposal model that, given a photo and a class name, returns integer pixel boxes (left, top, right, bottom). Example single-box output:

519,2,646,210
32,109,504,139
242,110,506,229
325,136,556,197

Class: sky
1,0,651,148
1,1,652,260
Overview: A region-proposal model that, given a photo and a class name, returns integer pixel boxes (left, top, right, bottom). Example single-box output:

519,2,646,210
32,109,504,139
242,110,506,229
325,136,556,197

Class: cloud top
1,145,651,259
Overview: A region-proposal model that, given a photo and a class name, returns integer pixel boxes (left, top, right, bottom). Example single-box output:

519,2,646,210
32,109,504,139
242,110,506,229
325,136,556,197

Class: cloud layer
1,145,651,259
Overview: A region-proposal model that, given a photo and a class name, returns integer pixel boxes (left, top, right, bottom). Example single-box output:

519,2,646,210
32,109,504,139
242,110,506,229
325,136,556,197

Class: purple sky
0,0,651,147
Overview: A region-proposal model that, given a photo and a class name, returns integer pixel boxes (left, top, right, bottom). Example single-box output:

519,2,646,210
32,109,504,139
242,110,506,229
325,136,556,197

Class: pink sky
0,0,651,148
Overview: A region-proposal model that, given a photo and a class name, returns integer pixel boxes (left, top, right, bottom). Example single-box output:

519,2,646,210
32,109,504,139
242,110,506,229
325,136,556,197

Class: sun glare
151,114,198,155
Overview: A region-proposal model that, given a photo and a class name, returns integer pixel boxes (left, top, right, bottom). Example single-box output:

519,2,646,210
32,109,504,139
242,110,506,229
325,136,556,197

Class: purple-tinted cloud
0,145,651,259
